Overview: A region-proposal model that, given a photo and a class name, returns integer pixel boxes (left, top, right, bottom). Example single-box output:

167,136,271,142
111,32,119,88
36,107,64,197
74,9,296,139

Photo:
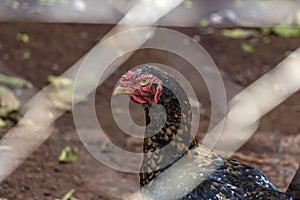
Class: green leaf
48,75,73,89
241,43,254,54
222,29,259,39
0,86,21,115
0,74,33,89
16,33,30,43
184,0,193,8
272,27,300,38
58,146,78,163
199,19,209,27
62,189,75,200
260,28,271,35
55,189,79,200
47,75,87,110
0,119,6,128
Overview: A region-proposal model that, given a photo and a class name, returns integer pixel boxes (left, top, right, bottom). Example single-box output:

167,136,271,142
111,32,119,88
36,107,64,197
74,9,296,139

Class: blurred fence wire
1,0,300,27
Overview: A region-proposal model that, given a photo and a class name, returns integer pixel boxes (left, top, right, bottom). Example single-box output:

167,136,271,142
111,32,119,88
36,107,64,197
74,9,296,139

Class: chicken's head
113,68,163,105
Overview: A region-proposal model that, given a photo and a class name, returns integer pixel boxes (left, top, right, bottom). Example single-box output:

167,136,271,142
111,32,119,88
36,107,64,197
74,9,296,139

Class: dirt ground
0,23,299,199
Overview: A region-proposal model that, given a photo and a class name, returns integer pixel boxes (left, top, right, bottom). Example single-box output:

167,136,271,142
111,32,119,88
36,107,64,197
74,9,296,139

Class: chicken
288,168,300,199
113,65,299,199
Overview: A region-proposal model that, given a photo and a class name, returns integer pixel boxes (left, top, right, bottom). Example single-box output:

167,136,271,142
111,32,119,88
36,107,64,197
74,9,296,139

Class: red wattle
131,95,147,104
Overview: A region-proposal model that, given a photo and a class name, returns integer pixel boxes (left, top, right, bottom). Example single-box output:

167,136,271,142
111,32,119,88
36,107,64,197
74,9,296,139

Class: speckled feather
123,65,295,199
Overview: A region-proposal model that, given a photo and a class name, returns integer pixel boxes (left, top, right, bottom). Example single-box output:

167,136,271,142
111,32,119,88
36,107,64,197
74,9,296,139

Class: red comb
121,70,135,81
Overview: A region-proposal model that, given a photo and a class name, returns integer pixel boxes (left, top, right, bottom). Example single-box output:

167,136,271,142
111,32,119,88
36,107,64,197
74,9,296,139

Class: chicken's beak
113,85,134,96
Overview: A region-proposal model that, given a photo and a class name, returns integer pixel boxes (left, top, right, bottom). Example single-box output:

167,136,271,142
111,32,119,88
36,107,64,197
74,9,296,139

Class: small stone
192,35,201,43
26,174,33,179
35,167,42,173
205,27,215,34
50,185,58,191
209,13,223,24
53,164,61,172
43,190,51,196
80,31,89,39
20,185,30,192
2,54,9,61
22,51,31,60
52,64,59,71
223,9,237,22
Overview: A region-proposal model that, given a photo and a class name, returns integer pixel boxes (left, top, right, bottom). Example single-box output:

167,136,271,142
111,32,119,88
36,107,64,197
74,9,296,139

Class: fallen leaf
0,86,21,125
272,27,300,38
241,43,254,54
58,146,79,163
222,29,259,38
0,119,6,128
55,189,79,200
0,74,33,89
0,86,21,111
48,75,73,89
16,33,30,43
47,75,87,110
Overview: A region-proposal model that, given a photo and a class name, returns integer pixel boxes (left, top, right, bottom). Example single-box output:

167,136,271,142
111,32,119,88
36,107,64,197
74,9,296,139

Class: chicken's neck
140,86,197,186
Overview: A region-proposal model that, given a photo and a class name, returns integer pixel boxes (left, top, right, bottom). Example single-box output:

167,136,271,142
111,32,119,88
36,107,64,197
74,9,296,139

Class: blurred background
0,0,299,199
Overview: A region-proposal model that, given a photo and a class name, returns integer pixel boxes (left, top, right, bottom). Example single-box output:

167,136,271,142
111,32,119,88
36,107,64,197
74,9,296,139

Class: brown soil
0,23,299,199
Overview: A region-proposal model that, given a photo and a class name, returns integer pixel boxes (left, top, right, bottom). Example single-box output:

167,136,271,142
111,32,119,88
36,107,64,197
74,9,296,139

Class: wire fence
0,1,299,199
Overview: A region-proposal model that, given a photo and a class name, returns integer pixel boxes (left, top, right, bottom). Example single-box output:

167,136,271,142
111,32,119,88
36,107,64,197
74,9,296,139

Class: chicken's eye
139,79,149,86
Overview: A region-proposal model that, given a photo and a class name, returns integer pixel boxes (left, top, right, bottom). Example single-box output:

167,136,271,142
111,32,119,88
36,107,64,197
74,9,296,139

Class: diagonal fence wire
1,0,300,27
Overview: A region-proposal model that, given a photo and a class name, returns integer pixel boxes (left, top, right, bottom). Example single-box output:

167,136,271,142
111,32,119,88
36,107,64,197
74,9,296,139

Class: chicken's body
114,65,298,199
